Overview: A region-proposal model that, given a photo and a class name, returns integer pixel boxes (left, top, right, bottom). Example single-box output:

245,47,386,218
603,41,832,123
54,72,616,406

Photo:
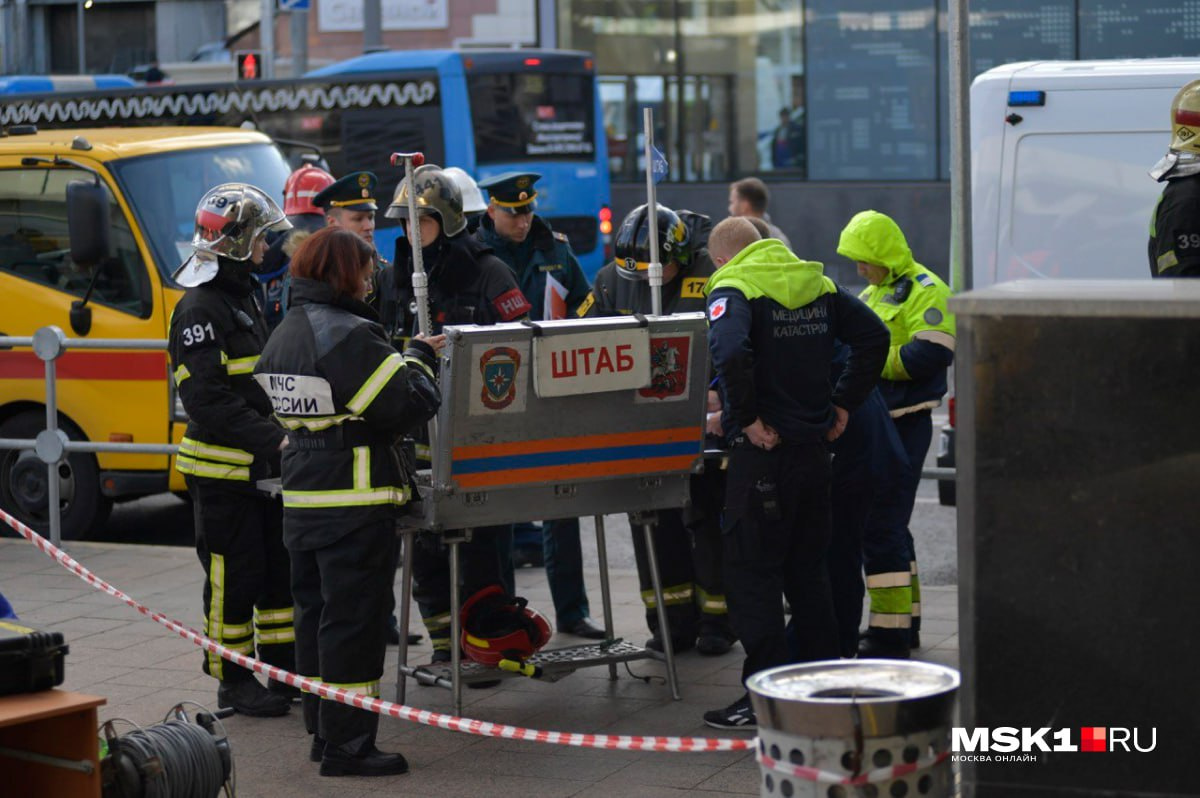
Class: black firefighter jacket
169,259,285,490
253,278,441,550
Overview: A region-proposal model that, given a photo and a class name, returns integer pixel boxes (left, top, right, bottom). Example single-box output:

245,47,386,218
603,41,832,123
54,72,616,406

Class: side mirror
66,180,112,336
66,179,111,265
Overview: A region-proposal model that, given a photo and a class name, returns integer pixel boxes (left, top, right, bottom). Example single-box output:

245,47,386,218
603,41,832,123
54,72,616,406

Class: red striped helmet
460,586,552,667
283,165,335,216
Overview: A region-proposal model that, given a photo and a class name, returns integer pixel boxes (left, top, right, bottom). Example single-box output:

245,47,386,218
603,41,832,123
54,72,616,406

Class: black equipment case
0,619,68,696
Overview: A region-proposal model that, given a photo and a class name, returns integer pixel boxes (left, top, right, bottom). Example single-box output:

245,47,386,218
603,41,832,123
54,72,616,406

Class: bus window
468,72,596,163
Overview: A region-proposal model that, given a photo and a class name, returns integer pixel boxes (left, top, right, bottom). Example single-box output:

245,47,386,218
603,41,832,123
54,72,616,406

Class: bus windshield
109,143,292,283
468,72,595,163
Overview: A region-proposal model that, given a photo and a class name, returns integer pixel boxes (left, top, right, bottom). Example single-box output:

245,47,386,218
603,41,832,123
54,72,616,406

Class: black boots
217,679,291,717
319,739,409,777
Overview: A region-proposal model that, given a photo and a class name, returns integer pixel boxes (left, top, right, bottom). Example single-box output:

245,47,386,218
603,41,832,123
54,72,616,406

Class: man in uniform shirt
314,171,380,251
475,171,604,639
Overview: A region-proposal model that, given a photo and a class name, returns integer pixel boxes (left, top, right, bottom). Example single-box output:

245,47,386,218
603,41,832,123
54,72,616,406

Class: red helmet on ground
460,585,552,667
283,165,335,216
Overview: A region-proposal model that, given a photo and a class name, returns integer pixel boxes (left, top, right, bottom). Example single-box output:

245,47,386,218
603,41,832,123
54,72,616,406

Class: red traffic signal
237,51,262,81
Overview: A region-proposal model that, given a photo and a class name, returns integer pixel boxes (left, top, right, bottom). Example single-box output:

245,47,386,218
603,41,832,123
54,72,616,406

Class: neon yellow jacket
837,210,955,415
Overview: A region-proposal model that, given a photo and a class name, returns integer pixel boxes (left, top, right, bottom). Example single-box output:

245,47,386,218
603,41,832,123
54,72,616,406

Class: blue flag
650,145,669,184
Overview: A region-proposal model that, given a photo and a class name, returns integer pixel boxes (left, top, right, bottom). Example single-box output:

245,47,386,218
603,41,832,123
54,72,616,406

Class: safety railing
0,326,179,548
1,325,957,549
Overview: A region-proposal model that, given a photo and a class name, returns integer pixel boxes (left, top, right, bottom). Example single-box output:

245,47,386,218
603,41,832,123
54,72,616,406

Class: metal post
949,0,973,292
593,515,617,680
396,527,416,704
260,0,275,79
45,357,61,549
401,155,431,337
643,107,664,316
289,8,308,77
449,535,463,716
641,520,681,700
75,0,84,73
363,0,382,54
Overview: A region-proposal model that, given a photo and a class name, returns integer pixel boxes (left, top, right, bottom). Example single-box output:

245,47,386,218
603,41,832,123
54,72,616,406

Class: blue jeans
543,518,590,627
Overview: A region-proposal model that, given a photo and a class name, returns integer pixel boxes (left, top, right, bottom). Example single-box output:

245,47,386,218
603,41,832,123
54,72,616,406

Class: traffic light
236,51,262,81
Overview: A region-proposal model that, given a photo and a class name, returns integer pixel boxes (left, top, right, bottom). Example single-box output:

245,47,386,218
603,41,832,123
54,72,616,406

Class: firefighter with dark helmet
168,183,296,718
254,226,443,777
375,163,533,665
580,203,736,656
1149,79,1200,277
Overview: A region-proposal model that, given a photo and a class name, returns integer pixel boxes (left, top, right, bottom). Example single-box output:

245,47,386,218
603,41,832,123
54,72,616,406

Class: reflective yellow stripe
403,354,434,381
866,571,912,589
422,612,452,630
913,329,956,352
347,353,404,414
256,628,296,645
641,585,694,608
415,443,431,459
868,612,913,629
180,437,254,465
254,607,294,625
282,486,410,508
220,351,260,376
277,414,358,431
354,446,370,489
218,620,253,639
207,554,226,679
321,679,381,696
868,585,912,614
696,587,727,614
174,364,190,385
177,455,251,482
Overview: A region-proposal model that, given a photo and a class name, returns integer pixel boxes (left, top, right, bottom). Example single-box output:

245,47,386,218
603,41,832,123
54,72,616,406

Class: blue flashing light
1008,90,1046,107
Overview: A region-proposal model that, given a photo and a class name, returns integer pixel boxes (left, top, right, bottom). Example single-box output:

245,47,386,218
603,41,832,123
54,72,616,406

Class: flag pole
643,107,663,316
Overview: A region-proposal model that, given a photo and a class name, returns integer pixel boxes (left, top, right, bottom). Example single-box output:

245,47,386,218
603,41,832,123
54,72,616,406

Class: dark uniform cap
478,171,542,214
312,171,378,211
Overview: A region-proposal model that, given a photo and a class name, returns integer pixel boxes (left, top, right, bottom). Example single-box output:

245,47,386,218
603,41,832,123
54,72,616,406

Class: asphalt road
92,413,958,585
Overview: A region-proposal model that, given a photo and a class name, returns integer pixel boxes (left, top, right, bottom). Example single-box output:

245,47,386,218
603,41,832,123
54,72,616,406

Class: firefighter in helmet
376,163,532,665
168,183,296,718
1149,79,1200,277
581,203,736,656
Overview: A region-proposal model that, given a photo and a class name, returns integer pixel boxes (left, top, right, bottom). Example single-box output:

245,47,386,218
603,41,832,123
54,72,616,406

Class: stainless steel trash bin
747,660,960,798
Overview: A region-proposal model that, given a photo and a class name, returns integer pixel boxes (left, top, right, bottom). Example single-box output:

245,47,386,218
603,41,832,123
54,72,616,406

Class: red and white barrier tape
758,749,950,785
1,508,751,753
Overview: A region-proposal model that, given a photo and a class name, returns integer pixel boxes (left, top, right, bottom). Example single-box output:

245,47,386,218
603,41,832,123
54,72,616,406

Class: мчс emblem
479,346,521,410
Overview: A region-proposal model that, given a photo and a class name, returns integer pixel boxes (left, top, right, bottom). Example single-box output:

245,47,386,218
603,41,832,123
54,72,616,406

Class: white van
938,60,1199,506
970,58,1200,288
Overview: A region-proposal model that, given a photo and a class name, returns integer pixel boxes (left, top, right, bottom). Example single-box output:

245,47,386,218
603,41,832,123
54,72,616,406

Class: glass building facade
559,1,1200,183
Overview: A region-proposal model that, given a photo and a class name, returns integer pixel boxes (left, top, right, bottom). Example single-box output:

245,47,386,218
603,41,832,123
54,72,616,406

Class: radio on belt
0,619,68,696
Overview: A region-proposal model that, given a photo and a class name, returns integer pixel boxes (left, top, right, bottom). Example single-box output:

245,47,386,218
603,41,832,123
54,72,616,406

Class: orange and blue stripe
451,427,701,489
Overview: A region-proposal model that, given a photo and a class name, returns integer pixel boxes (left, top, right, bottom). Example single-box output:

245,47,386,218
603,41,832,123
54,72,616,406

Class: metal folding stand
394,514,681,716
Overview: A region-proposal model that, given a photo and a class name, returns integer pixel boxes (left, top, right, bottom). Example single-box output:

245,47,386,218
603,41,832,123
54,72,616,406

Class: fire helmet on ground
384,163,467,237
283,165,335,216
613,203,692,281
443,167,487,215
460,585,552,667
190,183,290,262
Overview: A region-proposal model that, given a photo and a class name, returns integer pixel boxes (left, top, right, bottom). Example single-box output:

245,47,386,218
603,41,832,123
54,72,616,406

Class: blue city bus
0,49,613,277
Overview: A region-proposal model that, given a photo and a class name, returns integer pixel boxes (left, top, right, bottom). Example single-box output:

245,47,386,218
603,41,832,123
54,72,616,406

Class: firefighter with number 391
168,183,297,718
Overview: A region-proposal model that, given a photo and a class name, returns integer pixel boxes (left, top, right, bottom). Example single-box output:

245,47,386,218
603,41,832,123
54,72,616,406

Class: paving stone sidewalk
0,537,958,797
